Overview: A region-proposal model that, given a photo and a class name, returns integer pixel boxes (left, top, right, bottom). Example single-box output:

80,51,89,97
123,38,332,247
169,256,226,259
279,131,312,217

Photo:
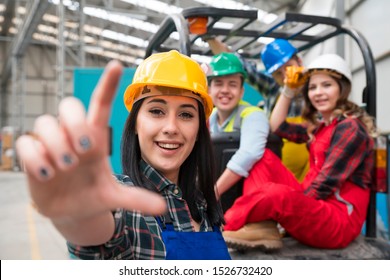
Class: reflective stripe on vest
225,100,263,132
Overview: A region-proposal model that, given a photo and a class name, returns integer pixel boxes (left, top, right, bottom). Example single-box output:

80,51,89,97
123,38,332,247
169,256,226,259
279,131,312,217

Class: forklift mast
144,7,390,259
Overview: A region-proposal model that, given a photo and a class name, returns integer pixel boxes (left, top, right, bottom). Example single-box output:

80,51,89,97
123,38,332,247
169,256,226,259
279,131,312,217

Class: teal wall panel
74,68,136,174
243,83,264,107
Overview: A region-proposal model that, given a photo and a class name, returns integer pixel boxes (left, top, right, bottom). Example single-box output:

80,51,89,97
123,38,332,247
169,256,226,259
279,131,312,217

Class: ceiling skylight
83,6,159,34
120,0,182,14
193,0,277,24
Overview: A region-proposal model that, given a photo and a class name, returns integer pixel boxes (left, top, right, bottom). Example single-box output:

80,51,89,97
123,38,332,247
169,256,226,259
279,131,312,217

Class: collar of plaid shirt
67,159,212,260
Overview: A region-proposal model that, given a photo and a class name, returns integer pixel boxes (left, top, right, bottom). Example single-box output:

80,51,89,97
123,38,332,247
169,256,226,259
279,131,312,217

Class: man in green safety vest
207,52,282,250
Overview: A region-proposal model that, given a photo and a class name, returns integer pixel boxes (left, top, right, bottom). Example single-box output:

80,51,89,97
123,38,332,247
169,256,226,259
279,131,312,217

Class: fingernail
79,136,91,151
39,167,50,180
62,154,74,166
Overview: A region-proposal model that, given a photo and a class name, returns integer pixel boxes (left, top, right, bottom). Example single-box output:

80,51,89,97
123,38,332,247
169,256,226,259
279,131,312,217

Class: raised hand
284,65,308,89
16,61,166,241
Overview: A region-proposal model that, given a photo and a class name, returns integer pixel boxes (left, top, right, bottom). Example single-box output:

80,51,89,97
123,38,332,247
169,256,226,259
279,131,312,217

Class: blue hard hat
260,39,297,74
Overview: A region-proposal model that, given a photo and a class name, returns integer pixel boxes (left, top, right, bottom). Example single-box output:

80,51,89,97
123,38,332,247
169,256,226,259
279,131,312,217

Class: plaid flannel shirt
274,117,374,199
68,160,212,260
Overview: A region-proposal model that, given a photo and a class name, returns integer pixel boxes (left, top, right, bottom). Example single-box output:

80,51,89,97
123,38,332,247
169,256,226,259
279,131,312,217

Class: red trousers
224,149,370,249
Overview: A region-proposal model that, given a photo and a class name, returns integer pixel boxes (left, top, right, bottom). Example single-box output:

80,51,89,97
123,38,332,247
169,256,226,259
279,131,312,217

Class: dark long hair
121,98,224,226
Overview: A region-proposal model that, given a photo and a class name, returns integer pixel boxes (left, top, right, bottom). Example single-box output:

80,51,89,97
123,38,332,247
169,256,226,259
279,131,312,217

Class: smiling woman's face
308,73,340,122
135,94,199,184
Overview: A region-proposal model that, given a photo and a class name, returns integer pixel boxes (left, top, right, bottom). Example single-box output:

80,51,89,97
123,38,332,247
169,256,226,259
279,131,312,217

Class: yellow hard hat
124,50,213,118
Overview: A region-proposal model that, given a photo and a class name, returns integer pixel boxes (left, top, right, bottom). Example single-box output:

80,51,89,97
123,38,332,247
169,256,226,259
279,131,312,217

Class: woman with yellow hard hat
16,50,230,260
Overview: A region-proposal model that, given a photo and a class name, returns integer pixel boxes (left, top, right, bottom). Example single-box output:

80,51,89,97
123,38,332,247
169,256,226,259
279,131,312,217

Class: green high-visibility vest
213,100,263,132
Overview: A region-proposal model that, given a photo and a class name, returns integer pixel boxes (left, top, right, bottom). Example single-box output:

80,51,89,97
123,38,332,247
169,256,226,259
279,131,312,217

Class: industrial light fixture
5,0,279,65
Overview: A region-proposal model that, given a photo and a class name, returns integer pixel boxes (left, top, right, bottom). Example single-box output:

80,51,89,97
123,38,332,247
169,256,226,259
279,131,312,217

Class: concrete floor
0,171,69,260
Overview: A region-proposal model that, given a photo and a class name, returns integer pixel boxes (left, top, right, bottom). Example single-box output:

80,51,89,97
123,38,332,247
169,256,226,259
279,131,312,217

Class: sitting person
206,37,310,182
220,54,376,250
207,52,281,249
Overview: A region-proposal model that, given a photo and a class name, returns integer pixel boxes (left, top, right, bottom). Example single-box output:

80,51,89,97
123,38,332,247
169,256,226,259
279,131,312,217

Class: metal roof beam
1,0,50,88
0,0,15,36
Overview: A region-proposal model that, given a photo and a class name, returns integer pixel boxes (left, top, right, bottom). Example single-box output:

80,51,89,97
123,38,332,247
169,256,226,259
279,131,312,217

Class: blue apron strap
212,225,221,232
156,213,174,231
158,216,223,233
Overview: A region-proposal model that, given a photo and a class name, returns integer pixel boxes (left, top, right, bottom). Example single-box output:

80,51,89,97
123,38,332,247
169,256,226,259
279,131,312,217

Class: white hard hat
307,54,352,83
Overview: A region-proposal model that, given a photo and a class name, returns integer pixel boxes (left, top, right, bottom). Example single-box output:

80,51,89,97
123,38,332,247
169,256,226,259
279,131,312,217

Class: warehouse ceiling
0,0,302,68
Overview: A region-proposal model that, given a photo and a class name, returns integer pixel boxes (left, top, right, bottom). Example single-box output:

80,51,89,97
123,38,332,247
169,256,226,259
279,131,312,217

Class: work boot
223,220,283,251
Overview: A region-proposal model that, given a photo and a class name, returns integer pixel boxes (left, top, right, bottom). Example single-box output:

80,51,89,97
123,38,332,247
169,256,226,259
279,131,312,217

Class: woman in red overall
221,54,376,250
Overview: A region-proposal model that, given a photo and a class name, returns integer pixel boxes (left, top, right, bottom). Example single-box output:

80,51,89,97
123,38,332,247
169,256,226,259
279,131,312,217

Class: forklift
144,7,390,259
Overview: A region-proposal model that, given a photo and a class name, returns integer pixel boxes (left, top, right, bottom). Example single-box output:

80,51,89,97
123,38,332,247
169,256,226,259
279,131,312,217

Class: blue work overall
157,214,231,260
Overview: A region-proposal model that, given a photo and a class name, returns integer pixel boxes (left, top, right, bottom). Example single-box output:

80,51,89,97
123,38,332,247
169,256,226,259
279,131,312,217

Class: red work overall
224,121,370,249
